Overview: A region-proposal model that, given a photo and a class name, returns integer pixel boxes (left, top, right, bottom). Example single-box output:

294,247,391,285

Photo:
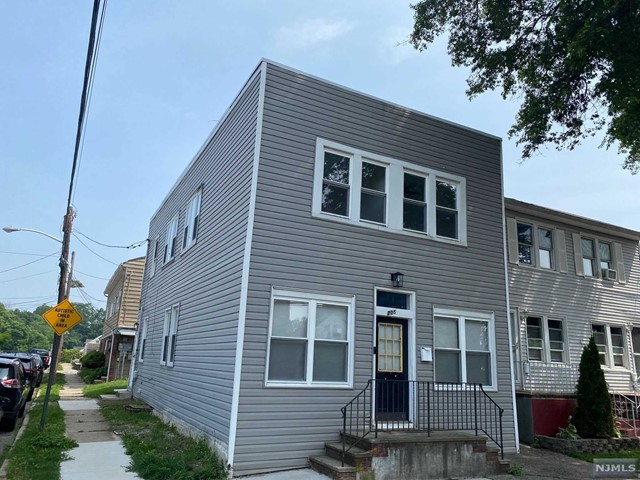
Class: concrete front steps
310,431,510,480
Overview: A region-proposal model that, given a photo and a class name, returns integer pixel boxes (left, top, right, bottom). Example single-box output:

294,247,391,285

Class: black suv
0,354,39,398
0,358,29,431
29,349,51,370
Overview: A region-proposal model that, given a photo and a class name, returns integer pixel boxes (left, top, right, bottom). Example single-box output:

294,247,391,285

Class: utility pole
40,206,74,429
56,250,77,366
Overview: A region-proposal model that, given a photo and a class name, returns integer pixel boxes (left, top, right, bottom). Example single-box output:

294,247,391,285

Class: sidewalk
59,364,139,480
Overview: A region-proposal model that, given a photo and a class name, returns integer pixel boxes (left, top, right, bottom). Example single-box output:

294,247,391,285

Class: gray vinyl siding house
132,60,517,476
505,198,640,443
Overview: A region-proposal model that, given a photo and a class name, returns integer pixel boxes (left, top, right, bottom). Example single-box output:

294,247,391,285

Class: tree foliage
410,0,640,172
573,336,615,438
0,302,104,353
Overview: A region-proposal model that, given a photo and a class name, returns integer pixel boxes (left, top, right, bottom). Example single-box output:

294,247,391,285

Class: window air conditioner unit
602,268,618,281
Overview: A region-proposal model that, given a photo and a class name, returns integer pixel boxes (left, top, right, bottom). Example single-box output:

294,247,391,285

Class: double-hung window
574,235,625,281
164,215,178,263
592,324,626,368
183,190,202,250
599,242,612,271
266,289,355,387
433,309,496,388
515,222,554,269
582,238,596,276
313,139,466,244
525,316,566,363
517,223,533,265
138,317,148,362
538,228,554,269
161,305,179,367
148,236,159,278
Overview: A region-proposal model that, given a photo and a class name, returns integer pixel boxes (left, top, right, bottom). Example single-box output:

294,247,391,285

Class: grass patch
83,378,128,398
5,373,77,480
101,401,226,480
568,450,640,462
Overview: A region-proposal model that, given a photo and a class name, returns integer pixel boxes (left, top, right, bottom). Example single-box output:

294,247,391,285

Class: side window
537,228,554,269
160,305,180,367
517,223,533,265
581,238,596,277
321,151,351,217
403,173,427,233
183,190,202,250
435,180,458,239
164,216,178,264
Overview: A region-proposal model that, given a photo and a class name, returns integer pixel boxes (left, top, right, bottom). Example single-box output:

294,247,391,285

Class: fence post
341,407,346,467
474,384,478,436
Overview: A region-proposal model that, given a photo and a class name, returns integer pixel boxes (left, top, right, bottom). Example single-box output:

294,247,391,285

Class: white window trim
433,307,497,391
524,315,567,364
164,215,179,264
148,236,159,278
265,288,355,388
138,316,148,363
160,304,180,367
312,138,467,246
592,323,629,370
182,189,202,252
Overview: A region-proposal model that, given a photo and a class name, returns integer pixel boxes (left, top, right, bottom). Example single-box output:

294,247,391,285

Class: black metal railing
340,380,504,466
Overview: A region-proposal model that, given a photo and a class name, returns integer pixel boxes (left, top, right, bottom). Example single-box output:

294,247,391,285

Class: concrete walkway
59,364,139,480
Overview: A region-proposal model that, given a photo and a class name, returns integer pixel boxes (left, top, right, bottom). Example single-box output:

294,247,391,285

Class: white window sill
265,381,353,389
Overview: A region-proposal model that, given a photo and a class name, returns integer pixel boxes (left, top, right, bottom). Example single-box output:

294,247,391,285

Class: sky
1,1,638,316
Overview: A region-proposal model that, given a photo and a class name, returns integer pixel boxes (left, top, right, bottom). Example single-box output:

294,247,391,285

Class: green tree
573,336,615,438
410,1,640,173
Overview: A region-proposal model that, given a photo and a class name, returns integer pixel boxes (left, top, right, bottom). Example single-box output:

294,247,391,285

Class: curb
0,389,39,480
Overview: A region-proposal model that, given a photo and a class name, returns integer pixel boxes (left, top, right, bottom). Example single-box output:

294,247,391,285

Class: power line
0,271,57,284
75,286,106,305
0,252,58,275
1,297,57,308
0,251,56,257
73,269,110,281
72,233,119,266
75,230,146,249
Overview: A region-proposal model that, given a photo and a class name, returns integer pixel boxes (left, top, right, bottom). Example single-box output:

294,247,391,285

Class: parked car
0,354,39,397
29,348,51,369
0,358,29,431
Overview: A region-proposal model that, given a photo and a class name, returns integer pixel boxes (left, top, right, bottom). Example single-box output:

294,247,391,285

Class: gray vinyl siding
232,63,515,475
132,70,261,454
507,207,640,395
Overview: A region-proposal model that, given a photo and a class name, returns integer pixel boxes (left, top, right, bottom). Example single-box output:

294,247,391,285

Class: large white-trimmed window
164,215,178,263
433,308,496,389
313,139,467,244
183,190,202,250
148,236,159,278
266,289,355,387
525,315,566,363
138,316,148,362
160,304,179,367
592,323,626,368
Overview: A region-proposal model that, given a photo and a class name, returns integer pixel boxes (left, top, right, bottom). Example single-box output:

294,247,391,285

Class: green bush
80,350,105,369
572,336,615,438
79,366,107,384
61,348,83,363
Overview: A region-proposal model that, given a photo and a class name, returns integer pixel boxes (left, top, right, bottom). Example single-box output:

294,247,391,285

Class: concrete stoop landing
310,431,510,480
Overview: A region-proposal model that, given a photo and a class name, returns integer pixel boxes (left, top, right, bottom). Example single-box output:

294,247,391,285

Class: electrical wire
1,297,57,307
0,252,58,275
72,233,119,266
0,250,56,257
0,271,57,284
72,0,108,206
74,230,146,249
76,286,106,305
72,269,109,281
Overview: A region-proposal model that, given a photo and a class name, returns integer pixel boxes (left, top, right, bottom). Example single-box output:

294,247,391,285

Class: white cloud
275,18,353,50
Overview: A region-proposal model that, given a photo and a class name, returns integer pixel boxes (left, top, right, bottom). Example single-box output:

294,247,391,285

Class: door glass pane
322,183,349,216
362,162,386,192
435,350,460,383
378,323,402,373
313,341,347,382
404,173,425,201
436,181,457,209
323,152,350,183
316,304,348,340
403,201,426,232
435,317,458,348
361,191,386,223
268,339,306,381
465,320,489,351
466,352,491,385
272,301,308,337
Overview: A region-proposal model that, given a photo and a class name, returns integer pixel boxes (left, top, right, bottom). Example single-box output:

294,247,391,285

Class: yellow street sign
42,299,84,335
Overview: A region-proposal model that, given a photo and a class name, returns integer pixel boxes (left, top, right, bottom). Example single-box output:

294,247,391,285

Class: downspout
106,329,115,381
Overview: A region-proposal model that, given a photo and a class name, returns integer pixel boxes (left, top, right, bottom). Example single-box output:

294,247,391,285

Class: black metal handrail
340,380,504,466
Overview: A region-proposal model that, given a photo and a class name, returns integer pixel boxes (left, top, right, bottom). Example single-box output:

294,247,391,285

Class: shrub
79,366,107,384
572,336,615,438
556,422,580,439
80,350,105,369
61,348,83,363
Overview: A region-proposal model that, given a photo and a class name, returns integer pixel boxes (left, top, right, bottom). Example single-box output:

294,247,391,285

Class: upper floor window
313,139,467,244
517,223,533,265
148,236,158,278
581,238,596,276
599,242,612,270
183,190,202,250
164,215,178,264
514,222,555,269
573,234,625,282
538,228,554,269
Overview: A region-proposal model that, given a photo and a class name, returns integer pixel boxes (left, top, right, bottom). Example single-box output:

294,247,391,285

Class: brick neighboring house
505,198,640,443
100,256,145,381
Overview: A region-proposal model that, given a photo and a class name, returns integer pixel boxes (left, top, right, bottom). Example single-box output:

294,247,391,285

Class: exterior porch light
390,272,404,288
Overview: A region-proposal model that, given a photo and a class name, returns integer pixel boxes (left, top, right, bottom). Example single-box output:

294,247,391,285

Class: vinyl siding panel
507,206,640,395
232,64,515,475
132,70,261,457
